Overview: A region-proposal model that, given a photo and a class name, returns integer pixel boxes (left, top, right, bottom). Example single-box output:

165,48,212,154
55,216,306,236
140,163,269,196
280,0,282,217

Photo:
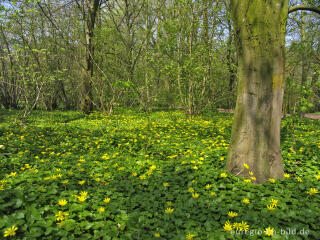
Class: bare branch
288,5,320,15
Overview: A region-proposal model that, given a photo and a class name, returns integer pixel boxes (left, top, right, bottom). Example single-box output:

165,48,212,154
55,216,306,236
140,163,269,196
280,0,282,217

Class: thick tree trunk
226,0,289,183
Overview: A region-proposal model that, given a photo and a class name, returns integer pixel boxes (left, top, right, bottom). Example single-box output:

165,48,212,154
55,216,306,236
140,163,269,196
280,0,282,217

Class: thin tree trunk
80,0,100,113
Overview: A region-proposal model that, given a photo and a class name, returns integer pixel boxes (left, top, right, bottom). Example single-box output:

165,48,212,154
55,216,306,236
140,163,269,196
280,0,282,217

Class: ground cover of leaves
0,110,319,240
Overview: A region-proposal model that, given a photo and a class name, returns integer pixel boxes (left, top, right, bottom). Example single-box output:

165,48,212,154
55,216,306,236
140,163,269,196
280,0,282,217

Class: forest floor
0,110,319,239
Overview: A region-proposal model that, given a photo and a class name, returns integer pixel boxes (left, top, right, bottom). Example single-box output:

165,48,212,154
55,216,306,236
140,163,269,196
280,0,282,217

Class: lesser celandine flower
58,200,67,206
243,163,249,169
284,173,290,178
80,191,88,197
56,211,68,221
186,233,196,239
264,227,274,236
98,207,105,212
165,208,174,214
192,193,199,199
223,220,233,231
154,233,160,237
78,180,85,185
3,225,18,237
239,221,249,231
270,199,278,206
233,222,241,231
77,196,87,202
103,198,110,203
268,178,276,183
267,204,276,211
307,188,319,195
220,173,227,178
188,187,194,193
163,182,169,187
242,198,250,204
205,184,211,189
228,211,238,218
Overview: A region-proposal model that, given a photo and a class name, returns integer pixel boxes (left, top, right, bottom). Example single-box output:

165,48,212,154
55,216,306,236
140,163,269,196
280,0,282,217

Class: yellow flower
316,174,320,180
9,172,17,177
307,188,319,195
210,192,216,196
103,198,111,204
250,177,256,181
228,211,238,218
264,227,274,236
186,233,196,239
284,173,290,178
0,180,7,185
154,233,160,237
205,184,211,189
233,222,241,231
192,193,199,199
132,172,137,177
98,207,105,212
297,177,303,182
163,182,169,187
239,221,249,231
244,179,251,183
3,225,18,237
220,173,227,178
77,196,87,202
80,191,88,197
78,180,85,185
192,166,198,170
58,200,67,206
167,201,172,206
56,211,68,221
267,204,276,211
268,178,275,183
220,157,224,161
139,175,146,180
165,208,174,214
243,163,249,169
188,187,194,193
270,199,278,206
249,171,254,176
223,220,233,231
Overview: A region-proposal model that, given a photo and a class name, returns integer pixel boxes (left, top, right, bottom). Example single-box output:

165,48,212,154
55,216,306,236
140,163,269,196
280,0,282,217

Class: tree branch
288,5,320,15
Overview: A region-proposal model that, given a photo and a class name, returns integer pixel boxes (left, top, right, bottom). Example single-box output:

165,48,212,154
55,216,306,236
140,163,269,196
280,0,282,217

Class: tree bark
226,0,289,183
80,0,100,114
